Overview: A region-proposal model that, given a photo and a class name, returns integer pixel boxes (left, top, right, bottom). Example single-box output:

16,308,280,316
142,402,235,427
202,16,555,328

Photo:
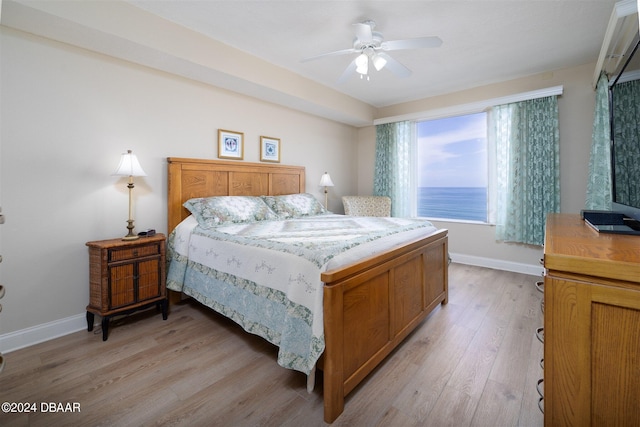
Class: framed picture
218,129,244,160
260,136,280,163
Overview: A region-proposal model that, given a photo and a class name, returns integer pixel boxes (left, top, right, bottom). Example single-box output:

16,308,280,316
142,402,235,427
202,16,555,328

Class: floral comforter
167,214,436,375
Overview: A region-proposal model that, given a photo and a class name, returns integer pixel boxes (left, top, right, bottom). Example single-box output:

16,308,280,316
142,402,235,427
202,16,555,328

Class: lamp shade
372,53,387,71
319,172,334,187
355,53,368,75
112,150,147,177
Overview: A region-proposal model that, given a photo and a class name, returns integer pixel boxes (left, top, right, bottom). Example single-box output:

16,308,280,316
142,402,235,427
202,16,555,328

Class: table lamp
319,172,334,209
112,150,147,240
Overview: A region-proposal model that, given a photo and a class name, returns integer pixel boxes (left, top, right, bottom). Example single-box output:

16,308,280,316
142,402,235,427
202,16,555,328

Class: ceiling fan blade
381,36,443,51
300,48,357,63
353,22,373,43
336,58,357,84
377,53,412,78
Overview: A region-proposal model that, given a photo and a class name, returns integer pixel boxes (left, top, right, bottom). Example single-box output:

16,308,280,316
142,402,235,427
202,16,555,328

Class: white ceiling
127,0,618,108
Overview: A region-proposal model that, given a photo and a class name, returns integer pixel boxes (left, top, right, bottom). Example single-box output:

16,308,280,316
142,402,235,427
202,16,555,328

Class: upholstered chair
342,196,392,217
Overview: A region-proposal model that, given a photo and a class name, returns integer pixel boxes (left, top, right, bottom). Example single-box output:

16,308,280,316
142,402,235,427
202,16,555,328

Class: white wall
0,27,357,346
358,63,597,270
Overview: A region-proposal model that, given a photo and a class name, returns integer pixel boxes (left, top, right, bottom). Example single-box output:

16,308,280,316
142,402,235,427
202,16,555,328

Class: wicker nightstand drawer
109,243,161,262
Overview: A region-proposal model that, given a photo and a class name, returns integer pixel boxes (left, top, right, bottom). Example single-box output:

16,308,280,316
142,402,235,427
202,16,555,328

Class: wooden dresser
543,214,640,426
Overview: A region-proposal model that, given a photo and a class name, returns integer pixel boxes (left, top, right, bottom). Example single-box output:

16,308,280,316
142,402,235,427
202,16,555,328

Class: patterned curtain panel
612,79,640,208
585,73,612,210
491,96,560,246
373,121,415,217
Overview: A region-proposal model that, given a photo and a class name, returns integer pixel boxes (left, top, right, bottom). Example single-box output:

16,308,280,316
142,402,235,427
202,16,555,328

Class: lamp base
122,219,139,241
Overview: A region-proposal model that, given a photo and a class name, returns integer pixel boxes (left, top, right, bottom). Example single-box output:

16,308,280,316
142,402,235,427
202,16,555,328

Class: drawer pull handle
133,250,139,257
540,358,544,370
535,327,544,343
538,396,544,414
535,281,544,293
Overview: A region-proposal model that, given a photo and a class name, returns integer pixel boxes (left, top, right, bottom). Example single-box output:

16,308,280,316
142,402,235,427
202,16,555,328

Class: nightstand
86,234,167,341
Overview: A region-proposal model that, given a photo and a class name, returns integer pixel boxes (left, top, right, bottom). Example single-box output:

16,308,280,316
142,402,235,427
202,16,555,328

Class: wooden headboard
167,157,306,232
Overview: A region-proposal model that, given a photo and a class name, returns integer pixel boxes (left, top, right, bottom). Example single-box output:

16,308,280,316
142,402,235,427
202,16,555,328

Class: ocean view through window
417,112,488,222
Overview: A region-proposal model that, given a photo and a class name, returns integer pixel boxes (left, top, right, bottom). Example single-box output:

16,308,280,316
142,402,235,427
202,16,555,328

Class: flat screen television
610,32,640,229
585,31,640,234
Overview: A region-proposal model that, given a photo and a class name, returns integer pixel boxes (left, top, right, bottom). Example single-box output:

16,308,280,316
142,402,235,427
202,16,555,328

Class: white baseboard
0,313,88,353
451,252,544,277
0,255,542,353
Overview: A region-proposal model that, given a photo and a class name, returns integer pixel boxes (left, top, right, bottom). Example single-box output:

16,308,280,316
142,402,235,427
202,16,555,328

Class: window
374,86,562,225
416,112,488,222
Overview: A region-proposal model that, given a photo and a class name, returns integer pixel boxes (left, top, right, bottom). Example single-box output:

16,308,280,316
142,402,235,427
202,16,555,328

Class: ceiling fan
301,20,442,83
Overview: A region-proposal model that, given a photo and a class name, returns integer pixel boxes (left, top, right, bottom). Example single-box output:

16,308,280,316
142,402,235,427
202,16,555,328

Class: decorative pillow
183,196,278,228
262,193,326,218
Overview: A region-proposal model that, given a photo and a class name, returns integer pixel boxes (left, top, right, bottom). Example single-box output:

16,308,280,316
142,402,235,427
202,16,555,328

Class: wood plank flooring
0,263,544,426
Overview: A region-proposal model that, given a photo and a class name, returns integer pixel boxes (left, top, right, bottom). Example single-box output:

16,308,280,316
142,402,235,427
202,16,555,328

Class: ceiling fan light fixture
355,53,368,75
372,53,387,71
301,19,441,83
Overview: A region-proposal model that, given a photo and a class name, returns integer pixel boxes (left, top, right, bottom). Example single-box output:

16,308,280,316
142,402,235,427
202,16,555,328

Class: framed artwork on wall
260,136,280,163
218,129,244,160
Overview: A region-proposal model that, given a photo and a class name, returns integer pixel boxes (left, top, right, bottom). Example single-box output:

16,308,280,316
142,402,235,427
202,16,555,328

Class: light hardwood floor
0,263,544,427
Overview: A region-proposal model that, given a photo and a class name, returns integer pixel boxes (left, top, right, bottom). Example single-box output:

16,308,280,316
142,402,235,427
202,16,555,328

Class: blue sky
417,112,488,188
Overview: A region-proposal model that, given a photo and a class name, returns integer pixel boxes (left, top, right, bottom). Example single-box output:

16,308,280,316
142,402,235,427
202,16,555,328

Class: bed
166,157,448,423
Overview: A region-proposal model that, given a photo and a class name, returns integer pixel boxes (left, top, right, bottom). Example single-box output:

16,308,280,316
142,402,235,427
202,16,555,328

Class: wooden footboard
320,229,448,423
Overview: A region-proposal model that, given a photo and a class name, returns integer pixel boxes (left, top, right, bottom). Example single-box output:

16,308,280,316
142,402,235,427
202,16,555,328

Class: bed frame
167,157,448,423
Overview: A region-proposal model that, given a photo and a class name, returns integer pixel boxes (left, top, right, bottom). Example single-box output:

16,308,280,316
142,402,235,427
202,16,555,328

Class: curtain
491,96,560,246
373,121,415,217
585,72,612,210
611,78,640,208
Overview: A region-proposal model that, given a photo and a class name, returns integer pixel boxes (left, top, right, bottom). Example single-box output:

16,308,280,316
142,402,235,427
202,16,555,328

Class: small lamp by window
319,172,334,209
112,150,147,240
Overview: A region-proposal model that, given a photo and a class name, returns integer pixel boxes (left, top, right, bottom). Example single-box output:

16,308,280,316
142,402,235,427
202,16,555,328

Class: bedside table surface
86,233,166,249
